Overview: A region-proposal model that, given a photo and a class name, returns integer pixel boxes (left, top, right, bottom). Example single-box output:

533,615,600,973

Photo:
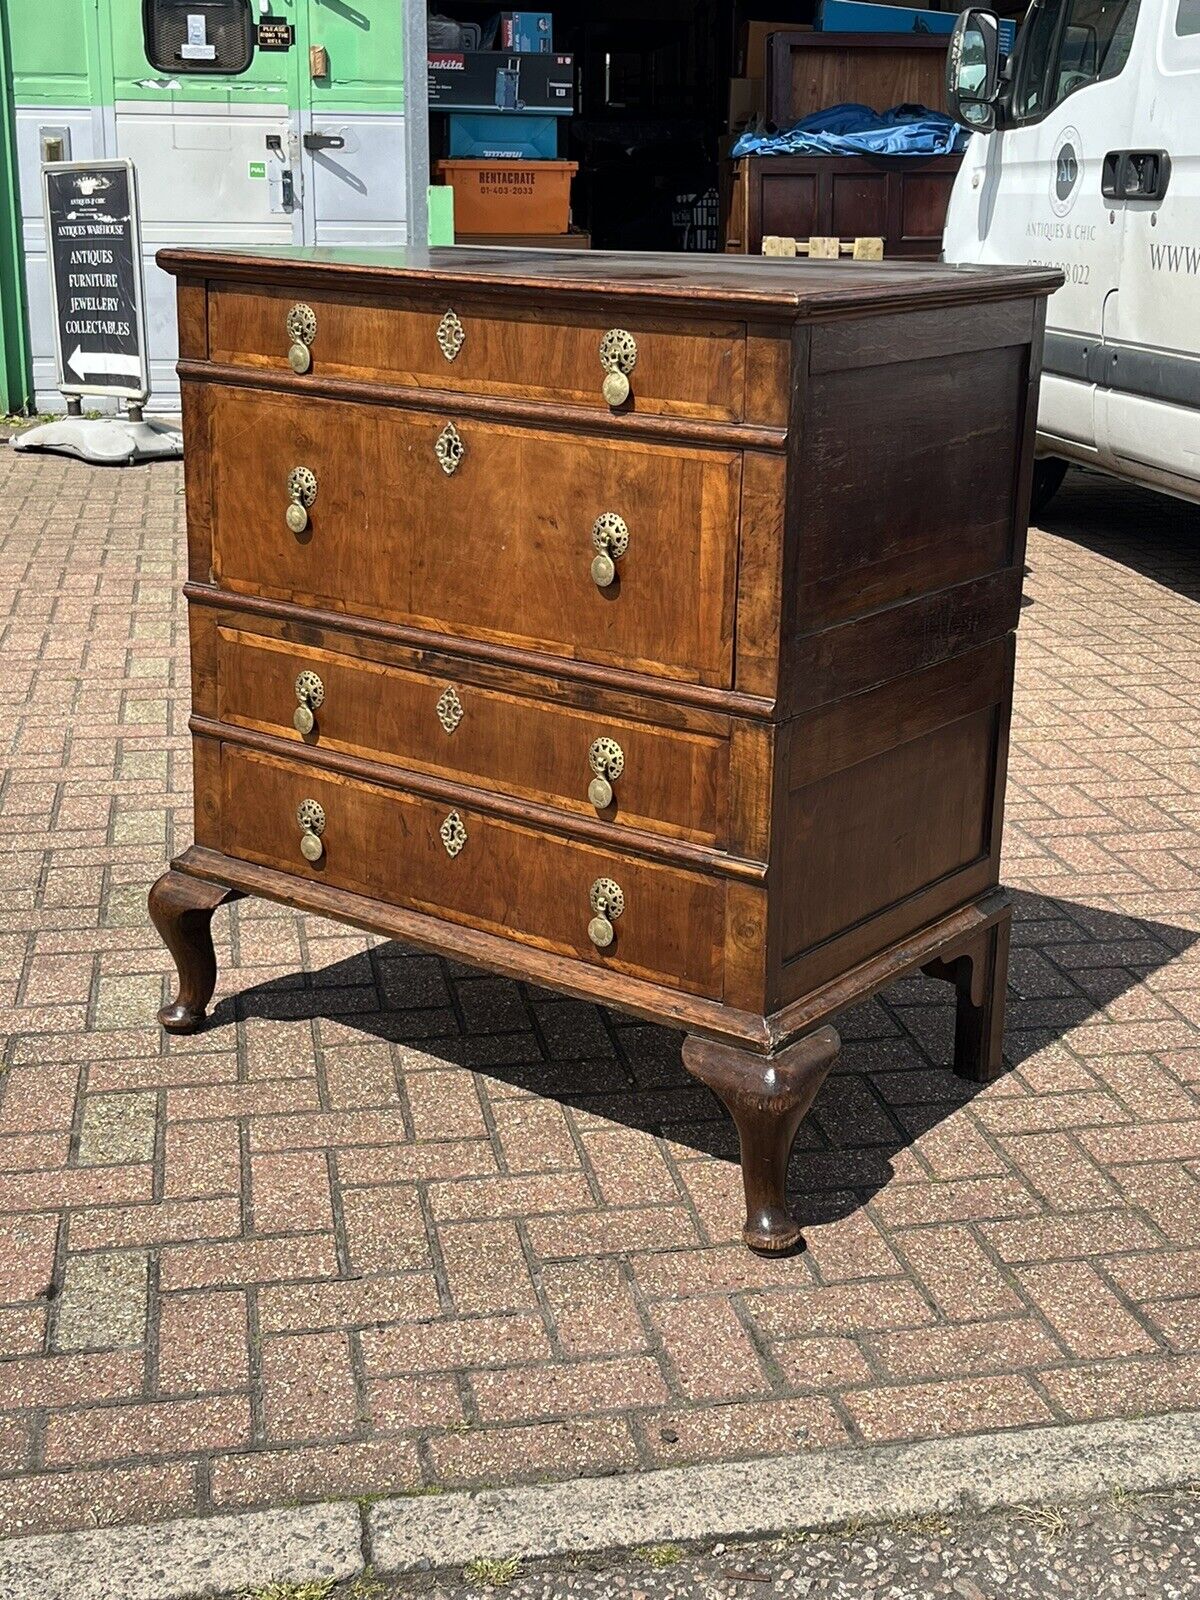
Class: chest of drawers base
150,843,1010,1257
150,244,1056,1256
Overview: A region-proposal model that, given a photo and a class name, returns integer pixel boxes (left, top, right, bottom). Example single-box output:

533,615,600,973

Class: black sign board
43,160,148,399
256,16,294,50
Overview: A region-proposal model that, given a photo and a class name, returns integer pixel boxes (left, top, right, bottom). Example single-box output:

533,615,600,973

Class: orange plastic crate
437,159,578,236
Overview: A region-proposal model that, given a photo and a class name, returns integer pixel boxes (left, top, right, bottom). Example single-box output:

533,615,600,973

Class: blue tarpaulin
732,103,968,158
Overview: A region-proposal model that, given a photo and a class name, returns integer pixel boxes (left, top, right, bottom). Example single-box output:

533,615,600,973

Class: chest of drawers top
163,245,1055,430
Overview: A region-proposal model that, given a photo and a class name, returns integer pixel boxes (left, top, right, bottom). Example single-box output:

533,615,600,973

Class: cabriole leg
923,905,1012,1084
682,1026,841,1255
148,870,241,1034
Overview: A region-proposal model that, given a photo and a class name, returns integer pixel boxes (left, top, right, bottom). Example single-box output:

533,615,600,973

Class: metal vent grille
142,0,254,75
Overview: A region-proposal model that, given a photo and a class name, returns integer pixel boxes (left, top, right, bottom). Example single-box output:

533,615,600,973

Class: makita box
494,11,553,51
428,51,575,114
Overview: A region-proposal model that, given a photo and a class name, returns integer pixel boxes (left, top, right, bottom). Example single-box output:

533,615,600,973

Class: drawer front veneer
207,284,745,421
205,386,740,686
214,624,730,845
219,745,726,998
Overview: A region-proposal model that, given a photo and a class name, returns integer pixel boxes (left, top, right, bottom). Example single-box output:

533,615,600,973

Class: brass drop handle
588,737,624,810
286,466,317,534
588,877,624,949
286,303,316,373
293,670,325,735
297,798,326,863
591,513,629,589
599,328,637,407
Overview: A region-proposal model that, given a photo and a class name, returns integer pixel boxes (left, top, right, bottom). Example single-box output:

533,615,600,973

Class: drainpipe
0,4,32,416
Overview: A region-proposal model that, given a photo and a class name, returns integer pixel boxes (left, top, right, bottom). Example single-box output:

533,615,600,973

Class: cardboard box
495,11,553,51
449,111,559,160
728,76,764,130
428,51,575,114
740,20,810,79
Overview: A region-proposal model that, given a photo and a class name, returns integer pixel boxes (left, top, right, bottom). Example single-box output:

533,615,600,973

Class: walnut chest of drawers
150,245,1059,1254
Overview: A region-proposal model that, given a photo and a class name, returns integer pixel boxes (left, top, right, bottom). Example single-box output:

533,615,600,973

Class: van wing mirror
946,9,1003,133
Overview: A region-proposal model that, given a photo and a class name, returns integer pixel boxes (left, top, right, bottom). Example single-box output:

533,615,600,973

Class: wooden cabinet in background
725,32,962,258
725,151,962,257
151,245,1058,1255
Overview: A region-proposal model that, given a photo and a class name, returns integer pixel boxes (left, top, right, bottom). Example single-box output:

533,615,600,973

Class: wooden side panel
771,34,950,125
744,325,791,428
213,624,729,846
734,451,787,700
828,169,891,240
738,156,962,259
206,386,740,687
788,570,1022,712
175,276,209,362
794,342,1029,631
809,301,1036,374
180,382,214,586
192,732,222,849
220,744,726,998
772,640,1012,1005
207,285,745,423
759,170,821,243
897,171,959,252
724,881,769,1014
789,45,946,117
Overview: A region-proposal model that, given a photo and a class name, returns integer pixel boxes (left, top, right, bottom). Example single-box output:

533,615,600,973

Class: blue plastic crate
817,1,1015,53
448,112,559,161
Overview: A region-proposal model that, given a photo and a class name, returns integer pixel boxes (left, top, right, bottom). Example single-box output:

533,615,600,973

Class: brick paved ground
3,449,1200,1540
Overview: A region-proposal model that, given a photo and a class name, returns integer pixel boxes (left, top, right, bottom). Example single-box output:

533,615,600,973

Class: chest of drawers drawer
200,385,741,686
210,620,730,846
206,283,746,421
216,744,727,999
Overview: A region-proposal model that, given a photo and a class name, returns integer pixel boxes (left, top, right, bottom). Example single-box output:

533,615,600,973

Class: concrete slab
368,1411,1200,1570
0,1502,363,1600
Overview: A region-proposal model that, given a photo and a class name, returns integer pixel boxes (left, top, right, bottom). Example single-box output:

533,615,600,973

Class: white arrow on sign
67,345,141,382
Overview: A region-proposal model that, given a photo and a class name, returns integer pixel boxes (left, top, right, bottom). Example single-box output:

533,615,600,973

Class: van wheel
1030,457,1068,518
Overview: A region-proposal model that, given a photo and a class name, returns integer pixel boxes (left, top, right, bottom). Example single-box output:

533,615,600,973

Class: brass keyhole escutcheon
293,669,325,735
297,797,326,863
286,303,316,373
588,876,625,949
591,512,629,589
437,309,465,362
440,810,468,859
435,421,465,476
287,466,318,535
588,736,625,810
599,328,637,407
436,685,464,735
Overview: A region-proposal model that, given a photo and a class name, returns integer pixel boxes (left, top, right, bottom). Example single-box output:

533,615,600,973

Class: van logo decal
1051,128,1082,217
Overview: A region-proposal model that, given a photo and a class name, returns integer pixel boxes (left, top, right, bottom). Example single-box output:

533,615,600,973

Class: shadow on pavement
1038,467,1200,599
206,886,1196,1233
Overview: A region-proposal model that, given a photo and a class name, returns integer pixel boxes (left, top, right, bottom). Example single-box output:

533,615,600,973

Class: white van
942,0,1199,513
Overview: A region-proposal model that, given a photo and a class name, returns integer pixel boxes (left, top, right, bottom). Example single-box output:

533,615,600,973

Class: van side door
1096,0,1200,484
945,0,1144,454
